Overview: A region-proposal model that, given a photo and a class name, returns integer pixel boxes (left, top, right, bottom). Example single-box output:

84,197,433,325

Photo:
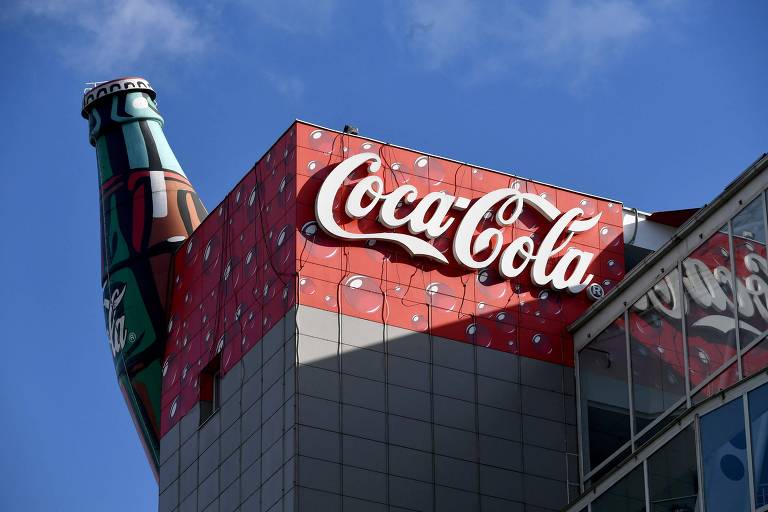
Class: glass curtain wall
579,318,631,474
700,399,750,512
749,383,768,509
578,189,768,482
592,465,646,512
647,426,699,512
683,224,739,401
574,379,768,512
732,196,768,346
736,197,768,379
629,268,686,440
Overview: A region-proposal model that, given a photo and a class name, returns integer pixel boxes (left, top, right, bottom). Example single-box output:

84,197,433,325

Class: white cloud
392,0,657,88
398,0,479,69
13,0,208,72
263,71,305,101
524,0,650,76
10,0,332,98
250,0,338,35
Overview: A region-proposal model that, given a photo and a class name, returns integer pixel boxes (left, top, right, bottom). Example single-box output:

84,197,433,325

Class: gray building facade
158,305,580,511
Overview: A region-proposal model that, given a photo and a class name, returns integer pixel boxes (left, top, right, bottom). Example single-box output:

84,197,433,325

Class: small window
199,356,221,425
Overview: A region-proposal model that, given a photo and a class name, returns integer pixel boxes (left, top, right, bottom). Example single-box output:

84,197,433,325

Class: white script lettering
315,153,603,293
104,286,128,357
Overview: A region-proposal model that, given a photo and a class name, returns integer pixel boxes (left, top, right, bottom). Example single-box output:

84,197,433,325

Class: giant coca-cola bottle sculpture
82,77,207,473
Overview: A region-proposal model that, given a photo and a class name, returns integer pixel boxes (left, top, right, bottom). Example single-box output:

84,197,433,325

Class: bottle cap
81,76,156,119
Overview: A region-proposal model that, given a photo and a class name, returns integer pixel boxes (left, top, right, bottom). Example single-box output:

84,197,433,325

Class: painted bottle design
82,77,207,473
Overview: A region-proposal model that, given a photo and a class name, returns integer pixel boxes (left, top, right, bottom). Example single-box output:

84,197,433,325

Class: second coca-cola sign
315,153,604,294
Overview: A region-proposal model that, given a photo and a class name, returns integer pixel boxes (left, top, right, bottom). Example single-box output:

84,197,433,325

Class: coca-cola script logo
315,153,603,293
104,284,129,357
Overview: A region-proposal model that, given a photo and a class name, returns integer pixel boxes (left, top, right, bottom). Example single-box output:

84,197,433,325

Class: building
566,154,768,512
82,77,768,511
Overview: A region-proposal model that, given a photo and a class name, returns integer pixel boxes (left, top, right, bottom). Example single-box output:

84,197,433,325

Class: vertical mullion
643,459,651,512
679,260,693,409
728,219,744,379
695,414,706,512
753,191,768,370
745,394,757,511
575,348,586,489
763,191,768,249
754,190,768,510
625,309,636,449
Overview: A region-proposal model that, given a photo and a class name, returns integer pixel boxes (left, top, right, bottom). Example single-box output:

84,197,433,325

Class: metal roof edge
621,206,653,217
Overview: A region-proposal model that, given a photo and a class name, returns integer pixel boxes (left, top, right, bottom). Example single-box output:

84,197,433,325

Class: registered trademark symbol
128,332,136,343
587,283,605,301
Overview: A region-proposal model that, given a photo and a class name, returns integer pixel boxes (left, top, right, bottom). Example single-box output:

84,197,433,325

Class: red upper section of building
160,122,626,435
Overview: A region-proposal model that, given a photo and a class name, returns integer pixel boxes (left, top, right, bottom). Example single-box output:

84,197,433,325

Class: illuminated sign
315,152,603,293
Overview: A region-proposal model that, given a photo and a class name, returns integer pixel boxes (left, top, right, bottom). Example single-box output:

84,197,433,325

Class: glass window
592,464,646,512
749,382,768,508
199,357,221,425
629,268,686,436
700,397,749,512
587,446,632,488
579,317,631,473
692,358,739,405
647,426,699,511
636,403,686,449
732,195,768,346
742,336,768,378
682,225,738,391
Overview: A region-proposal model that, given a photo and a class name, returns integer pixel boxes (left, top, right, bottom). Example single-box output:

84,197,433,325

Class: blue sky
0,0,766,510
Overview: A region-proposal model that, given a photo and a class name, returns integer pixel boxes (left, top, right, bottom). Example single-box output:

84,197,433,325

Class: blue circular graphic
720,454,745,481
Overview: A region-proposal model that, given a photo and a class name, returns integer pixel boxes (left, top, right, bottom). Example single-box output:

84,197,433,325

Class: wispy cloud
263,71,305,101
9,0,333,99
248,0,338,35
12,0,209,72
396,0,481,69
9,0,663,94
391,0,662,89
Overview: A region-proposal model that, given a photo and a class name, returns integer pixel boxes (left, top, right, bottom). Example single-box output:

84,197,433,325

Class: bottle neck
88,91,186,186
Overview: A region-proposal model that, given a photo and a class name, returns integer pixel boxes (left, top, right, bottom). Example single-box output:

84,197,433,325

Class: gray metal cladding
158,306,578,511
